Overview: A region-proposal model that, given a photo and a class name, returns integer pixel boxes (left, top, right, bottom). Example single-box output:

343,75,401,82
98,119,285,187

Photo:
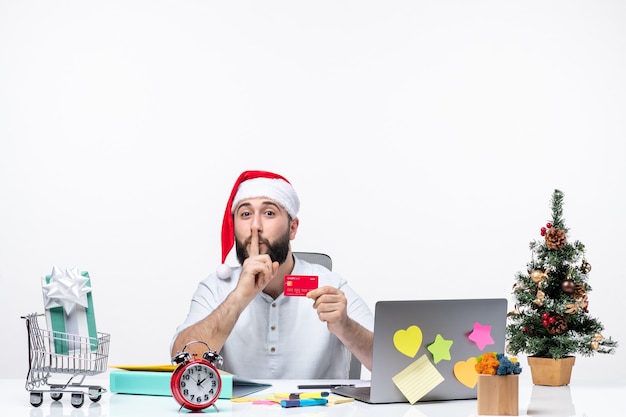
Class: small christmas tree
506,189,617,359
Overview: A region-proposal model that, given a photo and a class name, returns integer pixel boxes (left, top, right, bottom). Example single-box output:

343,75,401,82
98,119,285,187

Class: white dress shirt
171,257,374,379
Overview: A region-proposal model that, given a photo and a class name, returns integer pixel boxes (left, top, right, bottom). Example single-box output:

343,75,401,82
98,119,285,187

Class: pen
275,391,329,399
297,383,355,389
280,398,328,408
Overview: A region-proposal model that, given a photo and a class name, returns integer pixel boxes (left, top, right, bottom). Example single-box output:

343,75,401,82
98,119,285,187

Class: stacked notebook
109,365,271,399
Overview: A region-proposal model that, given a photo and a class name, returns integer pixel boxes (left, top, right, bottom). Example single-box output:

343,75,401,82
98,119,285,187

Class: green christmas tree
506,189,617,359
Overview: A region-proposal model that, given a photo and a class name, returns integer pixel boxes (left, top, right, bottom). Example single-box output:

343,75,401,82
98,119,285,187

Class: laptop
332,298,507,404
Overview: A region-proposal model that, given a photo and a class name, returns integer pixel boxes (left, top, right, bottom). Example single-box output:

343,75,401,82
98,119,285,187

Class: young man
171,170,374,379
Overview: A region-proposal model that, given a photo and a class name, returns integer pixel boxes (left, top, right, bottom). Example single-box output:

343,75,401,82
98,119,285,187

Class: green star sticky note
427,334,454,364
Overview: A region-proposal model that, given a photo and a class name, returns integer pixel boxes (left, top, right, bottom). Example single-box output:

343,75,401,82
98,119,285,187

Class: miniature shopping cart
22,313,110,408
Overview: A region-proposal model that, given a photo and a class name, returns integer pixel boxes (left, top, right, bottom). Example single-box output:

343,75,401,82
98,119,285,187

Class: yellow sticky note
393,325,423,358
391,354,445,404
325,394,355,405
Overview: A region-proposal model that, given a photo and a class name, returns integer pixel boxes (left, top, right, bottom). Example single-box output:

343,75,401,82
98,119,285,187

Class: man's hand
307,285,374,371
235,229,278,301
306,286,349,334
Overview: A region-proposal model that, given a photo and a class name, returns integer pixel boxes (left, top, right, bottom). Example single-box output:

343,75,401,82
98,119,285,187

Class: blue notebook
109,366,271,399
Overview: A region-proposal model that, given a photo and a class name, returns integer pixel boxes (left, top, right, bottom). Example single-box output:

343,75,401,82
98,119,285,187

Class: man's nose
251,214,262,231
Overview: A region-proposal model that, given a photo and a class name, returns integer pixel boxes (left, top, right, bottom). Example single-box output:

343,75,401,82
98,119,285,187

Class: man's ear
289,217,299,240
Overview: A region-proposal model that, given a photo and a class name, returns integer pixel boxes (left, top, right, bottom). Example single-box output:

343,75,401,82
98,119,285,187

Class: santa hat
217,170,299,278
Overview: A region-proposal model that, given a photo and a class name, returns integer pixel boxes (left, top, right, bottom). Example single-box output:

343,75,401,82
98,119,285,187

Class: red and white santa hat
217,170,300,279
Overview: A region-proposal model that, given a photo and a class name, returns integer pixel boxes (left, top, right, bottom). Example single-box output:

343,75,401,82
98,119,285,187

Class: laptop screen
341,298,507,404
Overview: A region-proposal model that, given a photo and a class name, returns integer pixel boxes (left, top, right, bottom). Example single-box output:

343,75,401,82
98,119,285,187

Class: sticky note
391,354,444,404
427,334,453,364
393,325,423,358
467,322,494,351
453,357,478,388
325,394,355,405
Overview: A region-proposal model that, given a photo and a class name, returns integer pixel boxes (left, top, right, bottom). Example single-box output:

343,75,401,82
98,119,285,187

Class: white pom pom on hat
217,170,299,279
216,264,232,280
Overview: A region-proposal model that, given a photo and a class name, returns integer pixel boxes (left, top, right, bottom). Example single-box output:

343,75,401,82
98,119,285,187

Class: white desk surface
1,371,623,417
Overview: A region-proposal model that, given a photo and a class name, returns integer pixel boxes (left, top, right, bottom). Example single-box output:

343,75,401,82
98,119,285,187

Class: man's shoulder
292,257,344,285
293,257,330,273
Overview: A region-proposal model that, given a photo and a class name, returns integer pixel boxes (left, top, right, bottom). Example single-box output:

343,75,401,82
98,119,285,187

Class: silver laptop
332,298,507,404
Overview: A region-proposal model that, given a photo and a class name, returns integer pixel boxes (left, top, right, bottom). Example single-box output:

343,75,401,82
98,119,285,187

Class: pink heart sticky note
393,325,423,358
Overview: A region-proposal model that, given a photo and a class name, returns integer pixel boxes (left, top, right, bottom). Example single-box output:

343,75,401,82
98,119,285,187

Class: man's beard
235,229,291,265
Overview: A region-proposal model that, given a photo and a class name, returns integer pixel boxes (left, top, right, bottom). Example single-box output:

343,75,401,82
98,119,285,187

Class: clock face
172,361,221,410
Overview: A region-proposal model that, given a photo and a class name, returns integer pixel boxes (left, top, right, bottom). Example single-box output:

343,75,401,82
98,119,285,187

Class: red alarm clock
171,341,223,411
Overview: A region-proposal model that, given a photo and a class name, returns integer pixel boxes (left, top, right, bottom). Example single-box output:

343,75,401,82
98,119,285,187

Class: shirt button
272,303,277,308
270,347,276,353
271,326,276,331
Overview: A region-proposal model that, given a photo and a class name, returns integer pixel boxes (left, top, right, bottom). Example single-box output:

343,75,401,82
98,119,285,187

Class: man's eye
264,210,275,216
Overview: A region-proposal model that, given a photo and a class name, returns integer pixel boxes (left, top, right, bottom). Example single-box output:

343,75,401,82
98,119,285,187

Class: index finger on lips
249,228,259,257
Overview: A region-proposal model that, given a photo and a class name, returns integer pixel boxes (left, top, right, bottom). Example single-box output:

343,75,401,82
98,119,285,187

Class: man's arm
171,289,248,358
331,316,374,371
307,286,374,371
172,230,278,358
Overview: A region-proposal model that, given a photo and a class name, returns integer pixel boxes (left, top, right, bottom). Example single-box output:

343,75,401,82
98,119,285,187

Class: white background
1,1,624,382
